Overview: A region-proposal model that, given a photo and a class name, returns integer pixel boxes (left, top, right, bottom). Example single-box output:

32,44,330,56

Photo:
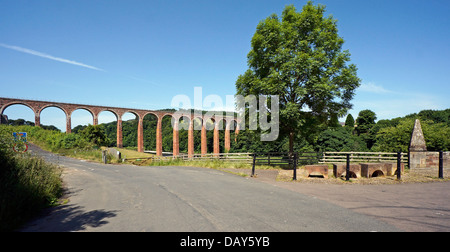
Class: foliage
316,127,368,152
79,124,110,147
356,109,377,135
344,114,355,128
373,117,450,152
96,107,450,154
355,109,377,149
235,2,360,152
0,126,62,231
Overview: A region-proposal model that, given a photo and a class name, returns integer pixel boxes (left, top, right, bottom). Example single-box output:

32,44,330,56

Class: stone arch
1,101,37,115
68,107,96,134
191,116,206,155
70,107,95,123
224,118,239,152
119,111,139,149
39,105,68,132
97,110,119,147
371,170,384,177
201,116,215,153
142,112,159,153
98,109,119,123
160,114,174,154
215,117,227,154
1,102,36,126
38,104,69,118
177,115,192,155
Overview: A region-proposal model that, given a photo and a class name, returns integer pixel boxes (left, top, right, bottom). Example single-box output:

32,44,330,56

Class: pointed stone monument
409,119,427,152
409,119,427,169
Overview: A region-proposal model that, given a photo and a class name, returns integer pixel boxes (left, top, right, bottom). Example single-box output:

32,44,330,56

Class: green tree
355,109,377,135
80,125,110,147
373,118,450,152
355,109,377,149
344,114,355,129
316,127,367,152
235,2,360,152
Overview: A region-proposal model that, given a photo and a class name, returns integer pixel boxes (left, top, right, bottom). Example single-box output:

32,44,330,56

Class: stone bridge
0,97,240,157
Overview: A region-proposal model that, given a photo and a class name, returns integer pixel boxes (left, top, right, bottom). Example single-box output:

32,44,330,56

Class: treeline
315,108,450,153
7,118,59,131
97,108,450,153
6,108,450,153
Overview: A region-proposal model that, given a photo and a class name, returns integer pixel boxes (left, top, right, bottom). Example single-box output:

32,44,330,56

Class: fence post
102,150,107,164
439,150,444,179
346,154,350,181
293,153,297,181
397,152,402,180
251,153,256,177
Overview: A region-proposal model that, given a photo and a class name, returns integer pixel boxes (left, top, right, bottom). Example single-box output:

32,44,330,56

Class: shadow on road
21,205,119,232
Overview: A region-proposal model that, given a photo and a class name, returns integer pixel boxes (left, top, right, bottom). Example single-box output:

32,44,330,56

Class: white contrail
0,43,105,72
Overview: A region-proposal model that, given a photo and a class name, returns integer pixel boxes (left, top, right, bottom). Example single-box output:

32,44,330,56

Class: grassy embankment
0,125,62,231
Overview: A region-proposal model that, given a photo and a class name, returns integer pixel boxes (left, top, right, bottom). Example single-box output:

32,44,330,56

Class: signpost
13,132,28,153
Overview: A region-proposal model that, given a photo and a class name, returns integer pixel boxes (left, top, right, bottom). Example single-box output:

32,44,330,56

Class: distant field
104,147,156,159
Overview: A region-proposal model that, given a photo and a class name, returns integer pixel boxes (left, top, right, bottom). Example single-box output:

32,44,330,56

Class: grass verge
0,132,62,231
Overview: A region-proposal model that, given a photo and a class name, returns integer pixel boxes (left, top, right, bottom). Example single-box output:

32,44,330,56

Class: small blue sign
13,132,27,142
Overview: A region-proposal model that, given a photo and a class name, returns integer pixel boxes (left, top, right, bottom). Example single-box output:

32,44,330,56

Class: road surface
20,145,402,232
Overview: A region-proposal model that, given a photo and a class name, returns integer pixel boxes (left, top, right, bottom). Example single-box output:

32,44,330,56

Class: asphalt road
20,145,402,232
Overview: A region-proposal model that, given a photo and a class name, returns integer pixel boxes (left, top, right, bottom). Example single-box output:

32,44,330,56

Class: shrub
0,126,62,231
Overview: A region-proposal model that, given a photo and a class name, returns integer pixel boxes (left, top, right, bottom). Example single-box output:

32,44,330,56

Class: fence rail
124,151,409,167
320,152,408,164
177,153,253,162
252,152,322,166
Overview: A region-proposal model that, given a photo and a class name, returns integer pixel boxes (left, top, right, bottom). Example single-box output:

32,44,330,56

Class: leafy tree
316,127,367,152
355,109,377,135
80,125,110,147
328,113,341,128
373,118,450,152
355,109,377,149
235,2,360,152
344,114,355,129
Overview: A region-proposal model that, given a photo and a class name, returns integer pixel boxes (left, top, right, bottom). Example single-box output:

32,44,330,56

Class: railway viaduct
0,97,239,157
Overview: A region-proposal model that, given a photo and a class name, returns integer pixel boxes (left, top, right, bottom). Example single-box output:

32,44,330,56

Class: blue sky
1,0,449,131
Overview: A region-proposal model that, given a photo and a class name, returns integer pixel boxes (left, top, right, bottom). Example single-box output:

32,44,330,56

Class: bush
0,126,62,231
316,127,368,152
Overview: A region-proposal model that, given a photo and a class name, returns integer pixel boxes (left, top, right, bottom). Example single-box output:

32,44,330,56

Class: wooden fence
320,152,408,164
177,153,253,162
124,151,408,166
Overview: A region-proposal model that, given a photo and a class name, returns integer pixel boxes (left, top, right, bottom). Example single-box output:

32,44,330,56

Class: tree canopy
235,2,360,152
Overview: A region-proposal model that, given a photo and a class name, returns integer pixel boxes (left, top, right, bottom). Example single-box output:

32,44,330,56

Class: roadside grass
0,126,62,232
277,167,450,184
143,157,286,177
116,148,155,159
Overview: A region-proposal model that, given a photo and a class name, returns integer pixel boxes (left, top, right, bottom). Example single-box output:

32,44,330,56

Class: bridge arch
142,112,158,154
171,114,192,156
98,109,119,122
97,110,119,147
0,97,240,156
1,103,36,126
1,101,36,115
39,106,67,132
69,108,96,133
224,118,239,152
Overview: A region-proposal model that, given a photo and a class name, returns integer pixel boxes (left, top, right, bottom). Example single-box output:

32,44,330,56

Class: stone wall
409,119,449,169
410,151,450,169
